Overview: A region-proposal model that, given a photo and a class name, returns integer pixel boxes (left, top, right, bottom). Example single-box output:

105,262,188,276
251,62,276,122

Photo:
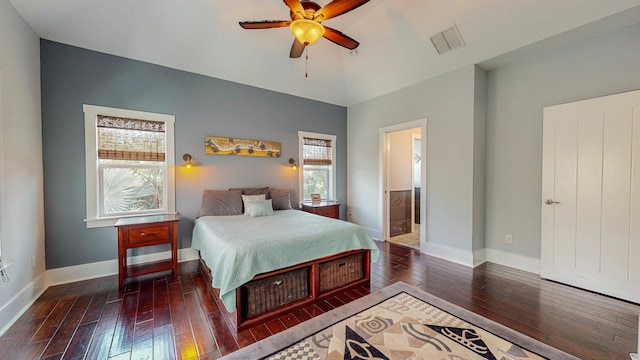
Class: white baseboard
0,272,47,337
0,248,200,336
416,245,539,274
473,248,487,267
380,237,539,274
485,248,541,274
47,248,200,286
421,242,474,267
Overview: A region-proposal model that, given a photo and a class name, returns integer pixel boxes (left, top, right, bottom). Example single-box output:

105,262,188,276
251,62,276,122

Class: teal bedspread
191,210,379,312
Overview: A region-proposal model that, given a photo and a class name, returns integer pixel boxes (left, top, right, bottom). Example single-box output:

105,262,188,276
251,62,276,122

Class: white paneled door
541,90,640,303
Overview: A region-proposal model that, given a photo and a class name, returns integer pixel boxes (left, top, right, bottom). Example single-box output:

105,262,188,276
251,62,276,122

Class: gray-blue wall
41,40,347,269
484,23,640,261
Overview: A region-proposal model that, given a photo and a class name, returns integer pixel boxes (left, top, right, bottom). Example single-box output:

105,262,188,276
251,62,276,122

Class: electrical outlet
505,234,513,244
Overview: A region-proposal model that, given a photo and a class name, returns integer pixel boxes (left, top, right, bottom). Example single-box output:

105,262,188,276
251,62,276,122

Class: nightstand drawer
316,206,338,218
127,225,170,246
301,202,340,219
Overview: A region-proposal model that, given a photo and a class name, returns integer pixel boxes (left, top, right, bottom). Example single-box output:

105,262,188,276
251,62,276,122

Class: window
298,131,336,203
84,105,175,228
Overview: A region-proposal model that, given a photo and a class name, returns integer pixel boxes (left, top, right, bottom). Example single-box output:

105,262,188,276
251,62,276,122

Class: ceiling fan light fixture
290,19,325,45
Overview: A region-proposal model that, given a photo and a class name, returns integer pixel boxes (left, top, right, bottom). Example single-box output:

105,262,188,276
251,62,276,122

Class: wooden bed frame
200,249,371,333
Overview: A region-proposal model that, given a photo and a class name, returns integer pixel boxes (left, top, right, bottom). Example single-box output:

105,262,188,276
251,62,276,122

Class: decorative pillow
229,187,270,196
242,194,266,215
269,189,292,210
247,199,275,217
196,190,243,217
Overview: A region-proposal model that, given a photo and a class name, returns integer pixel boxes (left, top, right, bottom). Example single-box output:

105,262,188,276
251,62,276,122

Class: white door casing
411,133,421,233
541,90,640,303
379,119,427,245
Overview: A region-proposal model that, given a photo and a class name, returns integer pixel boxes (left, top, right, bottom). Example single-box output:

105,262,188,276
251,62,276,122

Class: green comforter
191,210,379,312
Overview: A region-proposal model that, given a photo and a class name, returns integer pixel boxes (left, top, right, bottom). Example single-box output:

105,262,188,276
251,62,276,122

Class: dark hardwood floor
1,241,638,359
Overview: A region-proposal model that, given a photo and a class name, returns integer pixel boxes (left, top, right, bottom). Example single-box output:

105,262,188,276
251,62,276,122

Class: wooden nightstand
301,201,340,219
115,214,179,288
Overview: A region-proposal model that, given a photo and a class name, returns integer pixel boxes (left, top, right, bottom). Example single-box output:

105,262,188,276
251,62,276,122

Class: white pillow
241,194,266,215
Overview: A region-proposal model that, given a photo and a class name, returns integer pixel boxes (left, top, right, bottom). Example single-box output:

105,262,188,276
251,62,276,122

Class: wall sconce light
183,154,193,168
288,158,298,170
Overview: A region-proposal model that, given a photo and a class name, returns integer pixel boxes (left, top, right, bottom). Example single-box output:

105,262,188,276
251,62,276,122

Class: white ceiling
9,0,640,106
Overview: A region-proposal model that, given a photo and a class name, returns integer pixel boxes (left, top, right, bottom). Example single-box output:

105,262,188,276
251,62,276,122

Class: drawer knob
140,232,158,237
338,263,346,267
273,279,285,286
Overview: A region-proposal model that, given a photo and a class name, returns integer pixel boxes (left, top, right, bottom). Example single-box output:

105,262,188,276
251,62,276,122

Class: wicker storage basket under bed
319,252,364,292
241,267,310,318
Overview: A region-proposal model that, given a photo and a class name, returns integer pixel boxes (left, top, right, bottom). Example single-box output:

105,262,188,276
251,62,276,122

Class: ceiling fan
239,0,369,58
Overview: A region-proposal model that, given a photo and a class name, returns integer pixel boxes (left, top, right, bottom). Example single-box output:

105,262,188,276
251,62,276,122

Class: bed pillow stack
196,187,293,217
230,187,270,214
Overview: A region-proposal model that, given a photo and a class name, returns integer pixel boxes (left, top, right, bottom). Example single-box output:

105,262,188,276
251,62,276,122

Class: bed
190,188,379,332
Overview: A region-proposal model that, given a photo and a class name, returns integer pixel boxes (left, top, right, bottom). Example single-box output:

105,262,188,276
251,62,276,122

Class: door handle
544,199,560,205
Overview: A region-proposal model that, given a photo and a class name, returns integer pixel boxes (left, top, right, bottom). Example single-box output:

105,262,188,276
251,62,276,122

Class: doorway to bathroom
380,119,426,250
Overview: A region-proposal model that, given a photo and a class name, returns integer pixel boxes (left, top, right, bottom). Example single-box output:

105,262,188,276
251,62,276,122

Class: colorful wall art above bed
205,136,281,157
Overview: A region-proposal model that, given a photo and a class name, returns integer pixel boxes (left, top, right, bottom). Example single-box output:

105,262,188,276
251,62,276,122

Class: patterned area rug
222,282,578,360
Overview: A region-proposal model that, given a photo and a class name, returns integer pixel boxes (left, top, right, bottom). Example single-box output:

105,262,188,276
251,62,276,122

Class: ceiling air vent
430,24,465,55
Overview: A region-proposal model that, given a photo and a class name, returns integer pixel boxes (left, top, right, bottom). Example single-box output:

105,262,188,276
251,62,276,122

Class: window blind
97,116,166,161
303,137,332,165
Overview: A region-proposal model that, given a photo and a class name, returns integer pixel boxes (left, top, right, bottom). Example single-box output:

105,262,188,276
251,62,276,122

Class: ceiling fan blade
283,0,305,19
314,0,369,22
239,20,291,29
290,38,306,58
323,26,359,50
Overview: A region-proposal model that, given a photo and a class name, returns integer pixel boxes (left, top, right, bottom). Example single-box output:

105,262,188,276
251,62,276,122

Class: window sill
85,212,177,228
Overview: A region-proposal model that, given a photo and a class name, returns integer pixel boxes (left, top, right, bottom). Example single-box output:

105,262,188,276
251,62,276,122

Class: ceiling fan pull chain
305,46,309,78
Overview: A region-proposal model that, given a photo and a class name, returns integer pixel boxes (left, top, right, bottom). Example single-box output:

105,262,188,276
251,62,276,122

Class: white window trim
83,104,176,228
298,131,337,206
